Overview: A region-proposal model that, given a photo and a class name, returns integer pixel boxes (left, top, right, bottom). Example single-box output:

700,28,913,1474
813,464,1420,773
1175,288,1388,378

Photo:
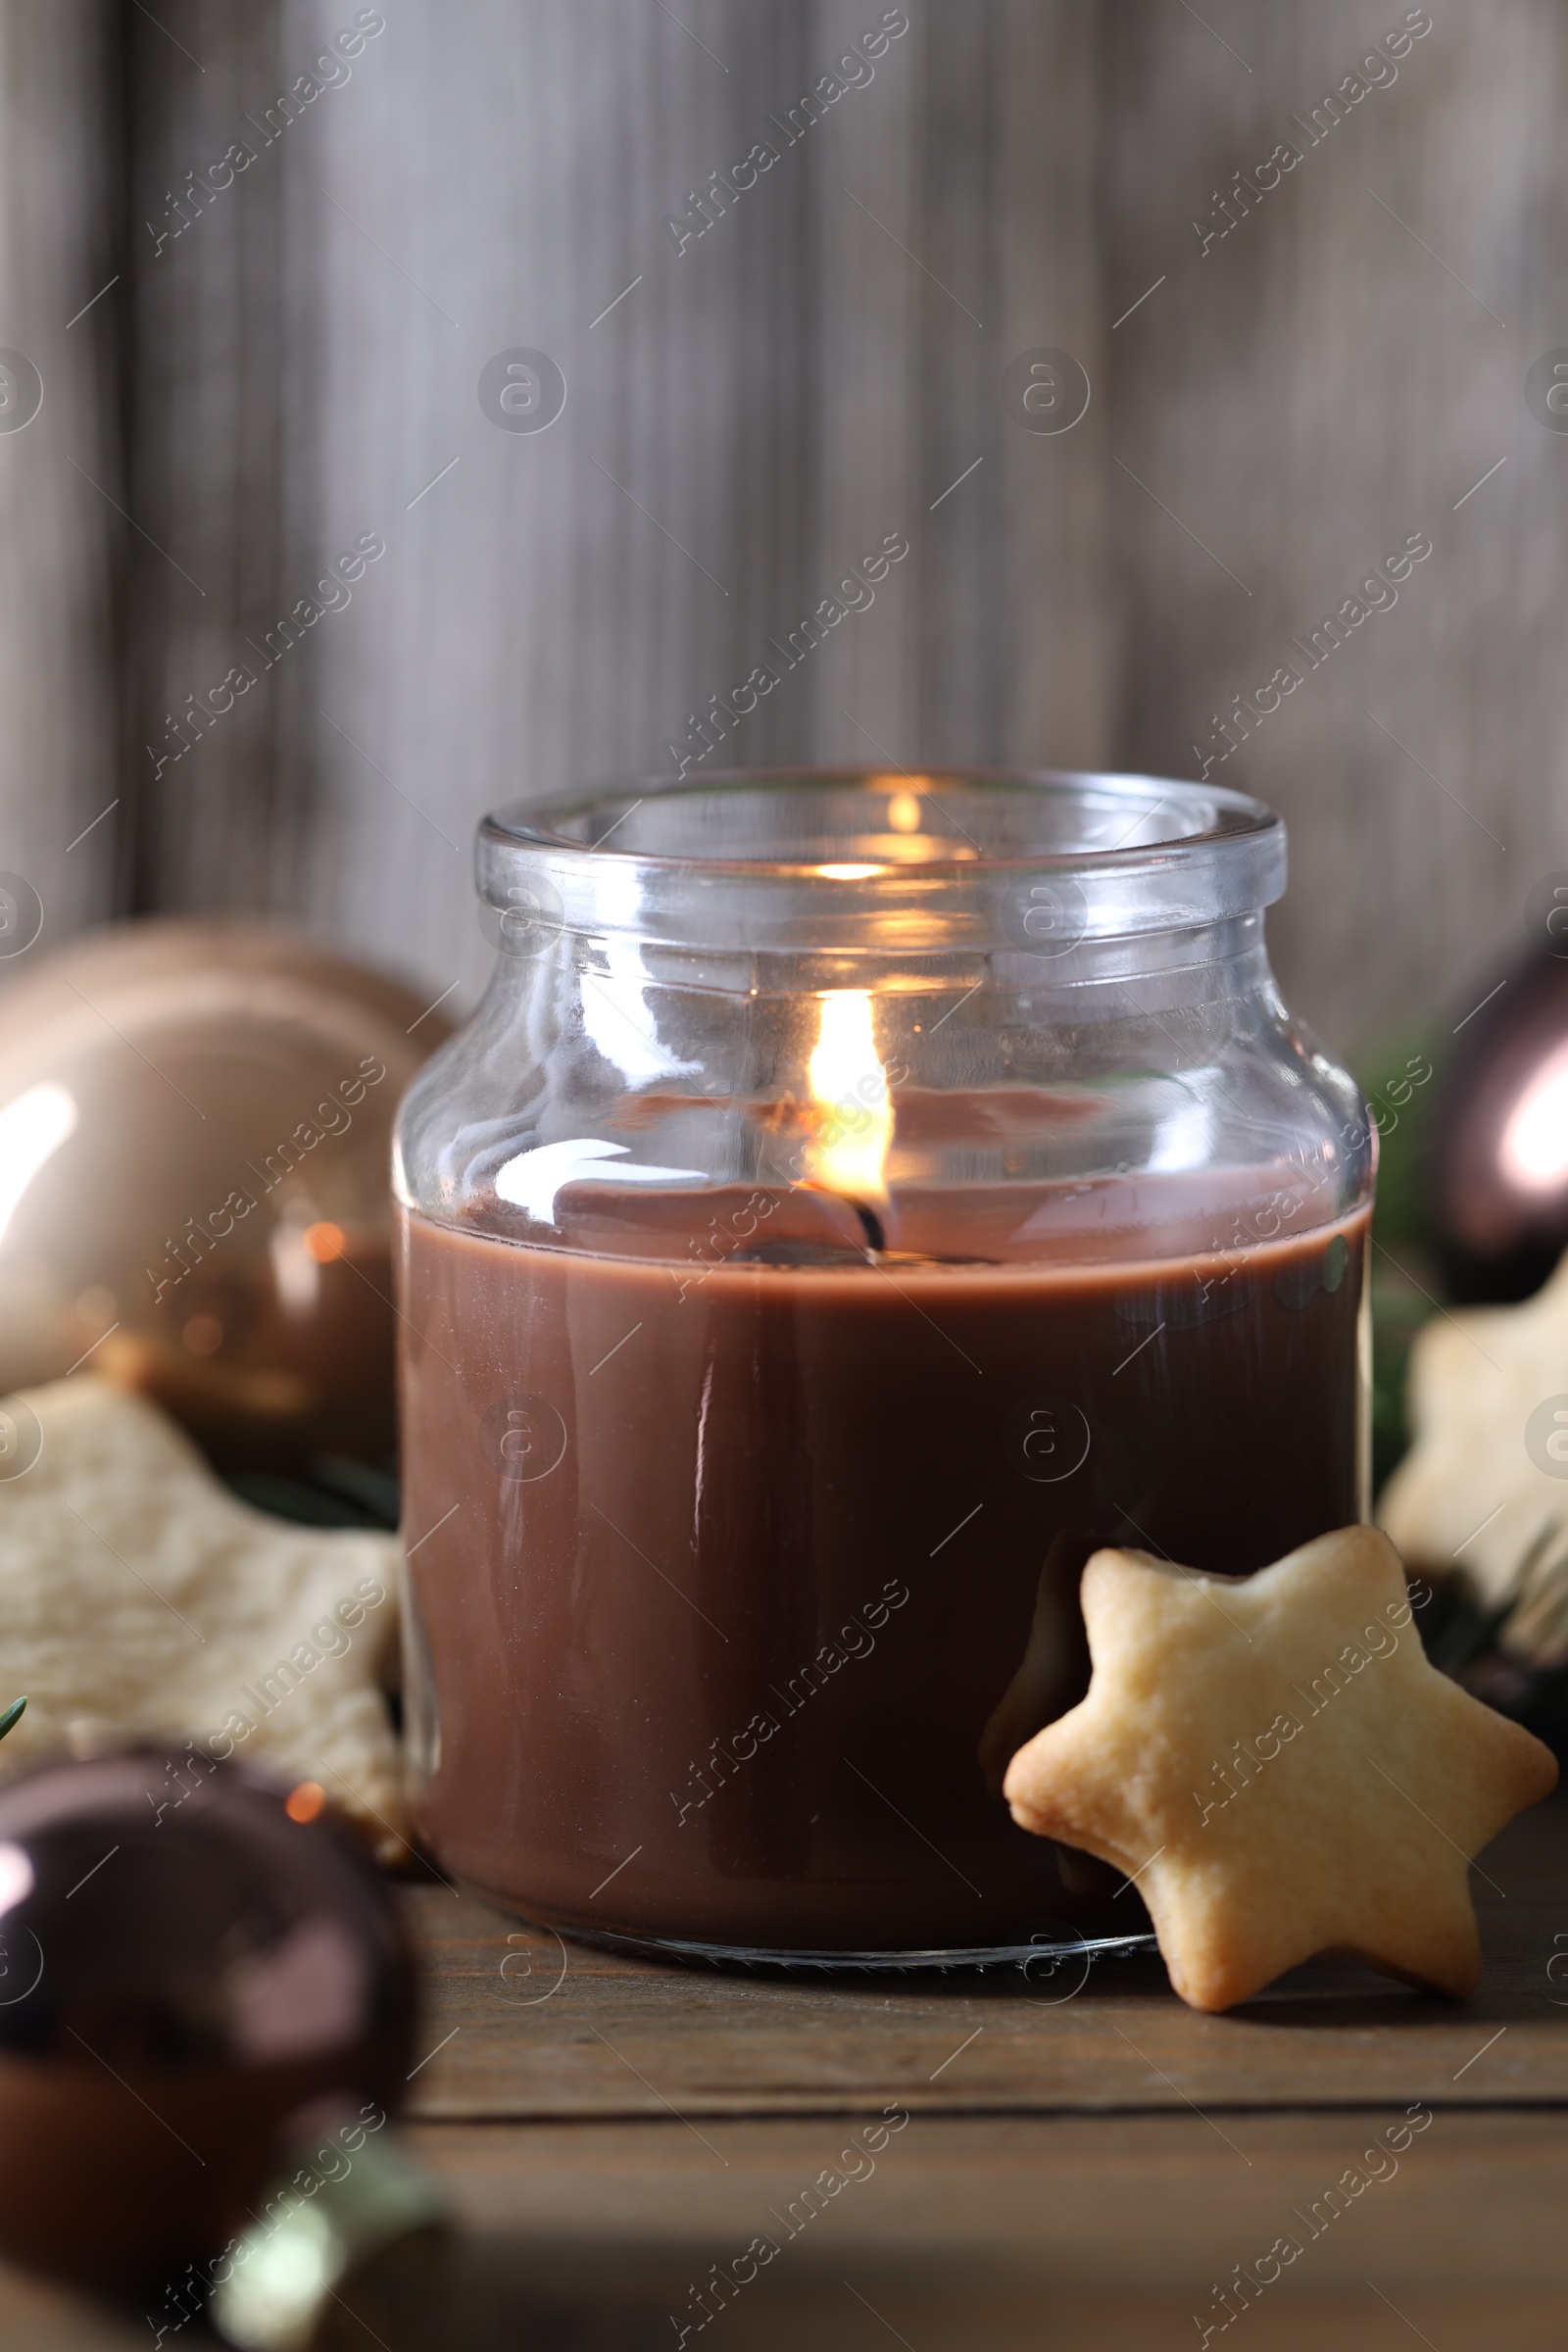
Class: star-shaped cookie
1003,1527,1557,2011
0,1375,408,1859
1380,1246,1568,1605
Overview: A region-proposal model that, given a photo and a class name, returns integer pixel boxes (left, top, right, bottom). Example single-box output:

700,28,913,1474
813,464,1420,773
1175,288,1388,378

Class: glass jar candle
394,770,1372,1961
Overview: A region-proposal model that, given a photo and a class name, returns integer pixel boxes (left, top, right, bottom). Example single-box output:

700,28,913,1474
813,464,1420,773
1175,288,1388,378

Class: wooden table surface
10,1794,1568,2349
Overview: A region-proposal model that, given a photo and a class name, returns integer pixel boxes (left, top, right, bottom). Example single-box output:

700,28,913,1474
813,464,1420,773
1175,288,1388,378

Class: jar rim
477,767,1285,955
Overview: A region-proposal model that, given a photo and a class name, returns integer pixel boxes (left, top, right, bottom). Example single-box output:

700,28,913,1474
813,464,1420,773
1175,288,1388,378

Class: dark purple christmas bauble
1427,933,1568,1302
0,1746,415,2295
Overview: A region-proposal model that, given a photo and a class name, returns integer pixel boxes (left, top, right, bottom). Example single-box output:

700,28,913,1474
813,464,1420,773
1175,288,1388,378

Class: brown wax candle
395,1185,1367,1954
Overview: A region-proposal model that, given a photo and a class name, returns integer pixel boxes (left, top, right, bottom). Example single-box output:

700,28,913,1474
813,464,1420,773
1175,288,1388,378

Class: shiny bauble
0,921,448,1468
0,1746,415,2298
1427,948,1568,1302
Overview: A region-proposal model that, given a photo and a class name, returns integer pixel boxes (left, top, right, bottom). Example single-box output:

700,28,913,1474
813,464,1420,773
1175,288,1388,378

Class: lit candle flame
804,992,893,1218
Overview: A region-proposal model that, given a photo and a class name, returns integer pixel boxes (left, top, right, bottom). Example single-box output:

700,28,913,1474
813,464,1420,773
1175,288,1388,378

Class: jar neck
482,909,1279,1017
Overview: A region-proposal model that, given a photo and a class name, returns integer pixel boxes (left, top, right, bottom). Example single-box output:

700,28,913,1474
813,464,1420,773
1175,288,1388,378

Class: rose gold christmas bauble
0,921,448,1468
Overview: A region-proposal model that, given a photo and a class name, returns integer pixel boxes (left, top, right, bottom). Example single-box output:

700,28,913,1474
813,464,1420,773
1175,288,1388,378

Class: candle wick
853,1201,886,1255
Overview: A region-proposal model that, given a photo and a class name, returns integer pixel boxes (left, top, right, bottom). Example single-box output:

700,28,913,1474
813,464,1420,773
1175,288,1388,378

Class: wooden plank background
1,0,1563,1047
14,0,1561,1066
0,0,122,956
100,0,1110,1012
1101,0,1567,1054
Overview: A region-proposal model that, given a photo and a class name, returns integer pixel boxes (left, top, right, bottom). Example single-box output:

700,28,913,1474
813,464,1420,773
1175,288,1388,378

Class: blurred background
2,0,1558,1060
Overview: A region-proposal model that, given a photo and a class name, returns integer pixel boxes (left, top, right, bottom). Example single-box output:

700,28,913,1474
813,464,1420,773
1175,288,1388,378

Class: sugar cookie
1003,1527,1556,2010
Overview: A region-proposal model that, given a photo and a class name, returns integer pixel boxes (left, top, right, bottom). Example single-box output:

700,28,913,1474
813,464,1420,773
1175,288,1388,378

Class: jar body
393,772,1373,1957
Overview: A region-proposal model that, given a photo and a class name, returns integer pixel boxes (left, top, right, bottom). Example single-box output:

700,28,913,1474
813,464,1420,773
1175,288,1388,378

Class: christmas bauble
1427,946,1568,1301
0,1746,415,2296
0,920,448,1468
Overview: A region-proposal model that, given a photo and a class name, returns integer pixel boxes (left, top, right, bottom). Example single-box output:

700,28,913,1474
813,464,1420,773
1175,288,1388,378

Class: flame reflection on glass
1498,1038,1568,1194
0,1084,78,1249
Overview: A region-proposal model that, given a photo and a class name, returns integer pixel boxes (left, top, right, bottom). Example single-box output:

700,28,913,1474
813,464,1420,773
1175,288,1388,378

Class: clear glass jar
393,769,1372,1962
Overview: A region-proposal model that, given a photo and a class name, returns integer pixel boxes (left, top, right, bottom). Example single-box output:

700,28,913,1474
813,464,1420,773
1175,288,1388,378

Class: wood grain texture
5,2113,1568,2352
1,1792,1562,2348
0,0,122,977
106,0,1110,1005
119,0,303,921
410,2108,1568,2293
117,0,1559,1061
10,0,1565,1067
394,2112,1568,2348
1100,0,1566,1054
401,1790,1568,2121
